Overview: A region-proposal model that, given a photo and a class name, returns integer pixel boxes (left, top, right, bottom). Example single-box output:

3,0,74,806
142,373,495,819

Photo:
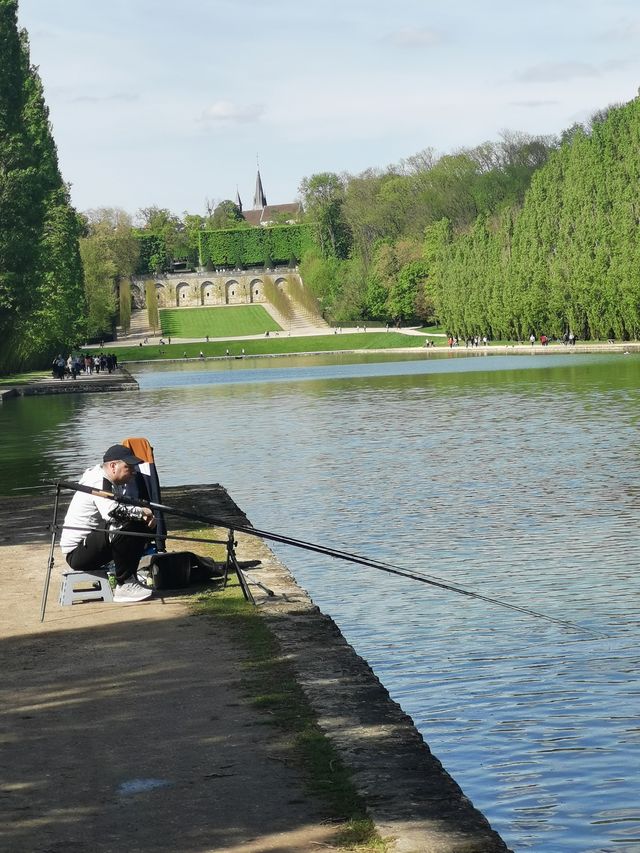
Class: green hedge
199,224,315,268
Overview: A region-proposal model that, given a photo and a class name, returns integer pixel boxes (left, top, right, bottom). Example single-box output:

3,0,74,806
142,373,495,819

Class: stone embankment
0,484,511,853
1,368,138,401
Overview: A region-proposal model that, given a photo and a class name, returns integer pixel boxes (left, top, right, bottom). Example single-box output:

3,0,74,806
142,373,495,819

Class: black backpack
148,551,225,589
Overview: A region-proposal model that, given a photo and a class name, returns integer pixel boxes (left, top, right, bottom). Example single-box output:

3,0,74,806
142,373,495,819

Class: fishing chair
121,436,167,552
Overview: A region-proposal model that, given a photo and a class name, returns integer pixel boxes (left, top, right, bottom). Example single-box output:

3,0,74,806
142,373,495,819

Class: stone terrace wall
132,268,302,310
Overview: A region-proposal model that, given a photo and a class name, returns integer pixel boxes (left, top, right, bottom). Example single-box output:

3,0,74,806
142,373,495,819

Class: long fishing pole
51,523,227,548
53,480,602,637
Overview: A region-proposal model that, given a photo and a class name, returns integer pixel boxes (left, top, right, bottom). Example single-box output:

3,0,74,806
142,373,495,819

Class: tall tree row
428,97,640,340
0,0,84,371
297,133,557,325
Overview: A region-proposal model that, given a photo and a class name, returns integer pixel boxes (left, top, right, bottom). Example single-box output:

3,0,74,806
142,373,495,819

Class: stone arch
155,282,167,308
176,282,190,307
225,279,240,304
130,281,144,309
275,276,290,295
200,281,214,306
250,278,264,303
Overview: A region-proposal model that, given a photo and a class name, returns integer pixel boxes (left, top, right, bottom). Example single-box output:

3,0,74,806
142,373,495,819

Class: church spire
235,186,243,213
253,167,267,209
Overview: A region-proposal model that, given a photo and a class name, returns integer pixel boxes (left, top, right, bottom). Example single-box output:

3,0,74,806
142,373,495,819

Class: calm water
2,351,639,852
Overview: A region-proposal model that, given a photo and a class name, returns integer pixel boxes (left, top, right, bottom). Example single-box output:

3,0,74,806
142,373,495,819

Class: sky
16,0,640,220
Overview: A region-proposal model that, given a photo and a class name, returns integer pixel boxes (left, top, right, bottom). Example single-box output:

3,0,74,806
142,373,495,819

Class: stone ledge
251,545,511,852
0,387,18,402
11,368,138,396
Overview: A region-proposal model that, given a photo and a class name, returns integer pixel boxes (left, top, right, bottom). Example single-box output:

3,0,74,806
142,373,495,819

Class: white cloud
384,27,443,48
515,62,600,83
16,0,640,214
598,19,640,41
198,100,265,125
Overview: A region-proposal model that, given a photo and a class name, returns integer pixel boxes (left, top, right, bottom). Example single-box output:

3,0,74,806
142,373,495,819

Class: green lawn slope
160,306,282,338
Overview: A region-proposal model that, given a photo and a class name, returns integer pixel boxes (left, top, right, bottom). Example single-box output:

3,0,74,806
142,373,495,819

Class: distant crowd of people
51,352,118,380
529,331,577,346
446,335,489,348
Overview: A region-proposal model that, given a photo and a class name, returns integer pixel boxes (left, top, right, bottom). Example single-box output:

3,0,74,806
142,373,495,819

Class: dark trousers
65,521,150,584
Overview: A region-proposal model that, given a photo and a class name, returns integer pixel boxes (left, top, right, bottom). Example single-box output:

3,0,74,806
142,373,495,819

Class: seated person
60,444,157,603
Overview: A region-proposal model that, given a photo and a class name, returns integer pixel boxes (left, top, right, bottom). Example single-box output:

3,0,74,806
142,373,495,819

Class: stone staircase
263,297,330,335
116,308,152,340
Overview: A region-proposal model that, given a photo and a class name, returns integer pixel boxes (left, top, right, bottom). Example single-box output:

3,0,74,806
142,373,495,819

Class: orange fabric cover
122,437,155,464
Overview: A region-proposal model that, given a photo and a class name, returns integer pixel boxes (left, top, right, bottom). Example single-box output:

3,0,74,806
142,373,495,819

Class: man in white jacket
60,444,157,603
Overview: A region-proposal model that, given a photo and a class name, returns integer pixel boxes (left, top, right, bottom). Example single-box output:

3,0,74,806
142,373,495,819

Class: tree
331,255,368,322
145,280,159,334
183,213,215,266
119,278,131,334
79,236,117,339
211,200,244,230
79,208,140,339
388,260,430,323
137,206,184,261
425,96,640,340
299,172,351,259
298,247,340,316
0,0,84,370
85,208,139,278
342,168,390,263
365,239,423,322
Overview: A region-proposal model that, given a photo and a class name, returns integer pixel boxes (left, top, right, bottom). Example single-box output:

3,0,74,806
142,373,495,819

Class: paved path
0,487,511,853
0,489,347,853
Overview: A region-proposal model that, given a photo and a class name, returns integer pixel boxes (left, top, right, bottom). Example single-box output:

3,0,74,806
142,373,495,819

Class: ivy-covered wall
199,224,315,268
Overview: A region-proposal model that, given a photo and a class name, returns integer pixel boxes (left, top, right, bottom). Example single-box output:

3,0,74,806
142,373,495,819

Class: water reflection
1,351,639,852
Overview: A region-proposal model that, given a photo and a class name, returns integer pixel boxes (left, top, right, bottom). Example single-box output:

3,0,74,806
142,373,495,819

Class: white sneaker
113,578,153,603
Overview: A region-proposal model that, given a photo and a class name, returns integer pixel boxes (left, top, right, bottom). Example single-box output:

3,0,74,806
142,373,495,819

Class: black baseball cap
103,444,143,466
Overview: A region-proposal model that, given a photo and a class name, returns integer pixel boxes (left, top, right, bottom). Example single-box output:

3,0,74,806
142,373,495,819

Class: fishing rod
51,522,226,547
53,480,602,637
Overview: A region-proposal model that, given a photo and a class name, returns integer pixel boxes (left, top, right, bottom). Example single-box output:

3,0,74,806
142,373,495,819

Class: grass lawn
417,324,446,335
116,331,431,362
160,306,282,338
0,370,48,386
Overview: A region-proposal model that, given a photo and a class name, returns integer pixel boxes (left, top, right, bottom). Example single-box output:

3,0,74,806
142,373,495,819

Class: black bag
148,551,227,589
149,552,192,589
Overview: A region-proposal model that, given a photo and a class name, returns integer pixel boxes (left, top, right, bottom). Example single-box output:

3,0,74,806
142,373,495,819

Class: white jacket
60,464,143,554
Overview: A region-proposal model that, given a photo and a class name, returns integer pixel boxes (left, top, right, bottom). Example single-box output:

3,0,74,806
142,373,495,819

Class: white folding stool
59,569,114,606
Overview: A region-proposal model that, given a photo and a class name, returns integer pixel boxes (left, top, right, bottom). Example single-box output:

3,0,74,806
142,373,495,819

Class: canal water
2,351,639,852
